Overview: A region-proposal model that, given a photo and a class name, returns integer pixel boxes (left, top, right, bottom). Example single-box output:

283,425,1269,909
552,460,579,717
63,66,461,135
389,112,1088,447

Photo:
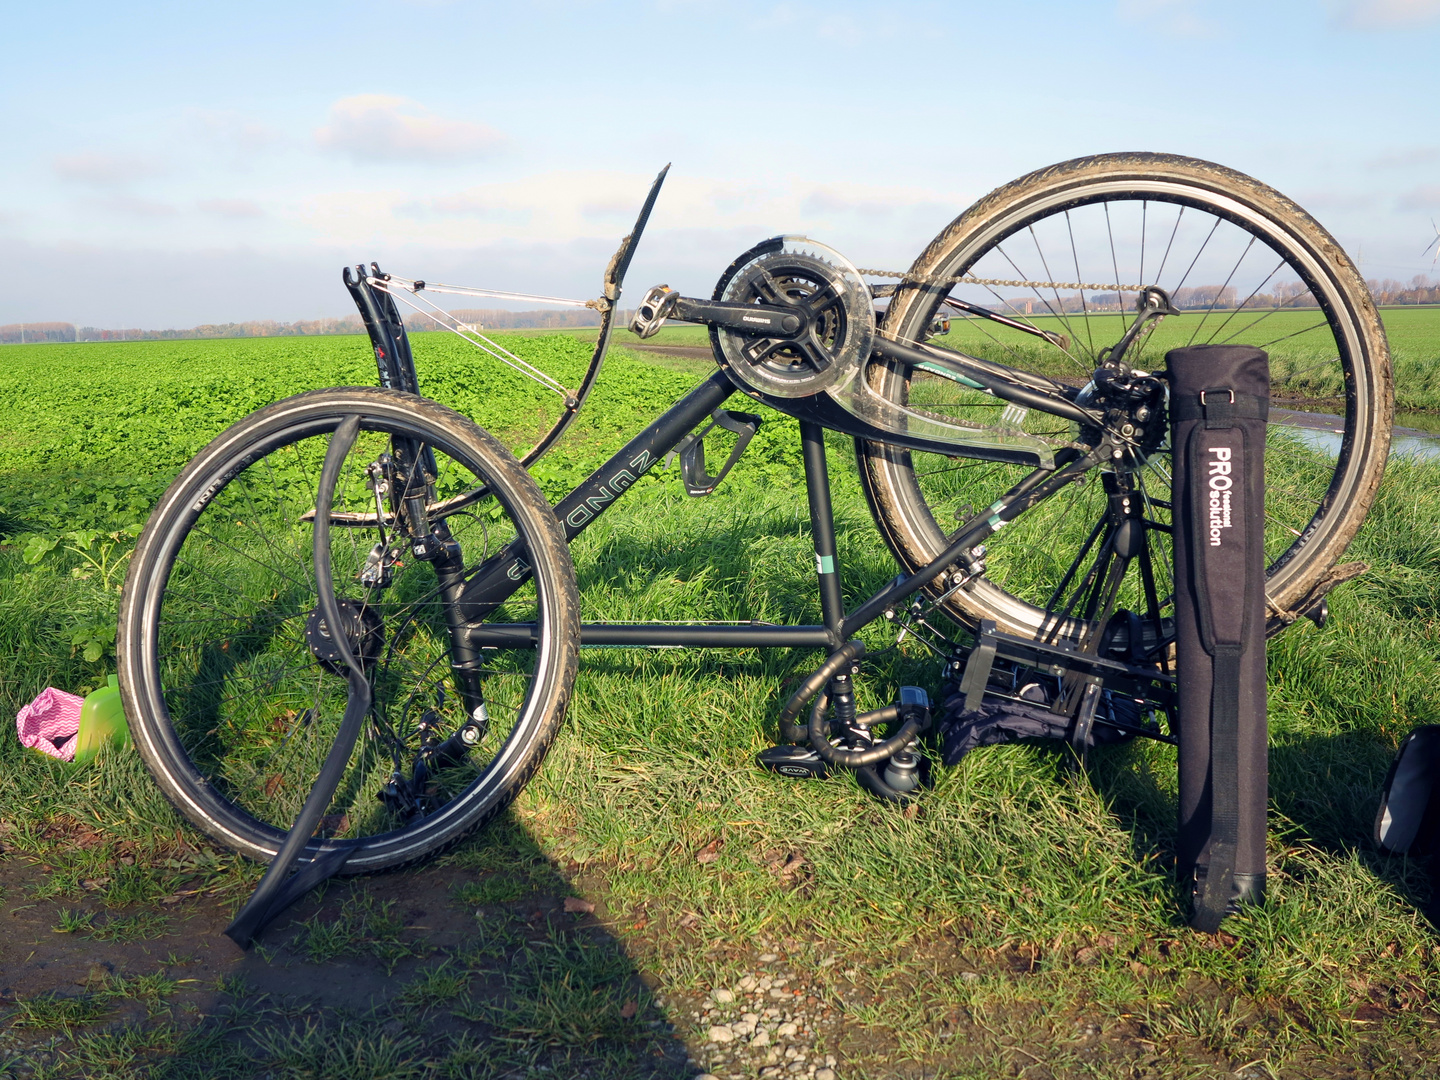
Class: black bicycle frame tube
455,364,1101,652
839,445,1101,639
428,518,488,719
800,421,845,639
466,416,848,651
871,335,1101,428
466,623,833,648
551,372,735,539
455,371,738,627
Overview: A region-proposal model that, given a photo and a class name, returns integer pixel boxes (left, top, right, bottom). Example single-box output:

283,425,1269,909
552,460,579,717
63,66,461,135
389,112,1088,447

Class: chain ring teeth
712,237,874,400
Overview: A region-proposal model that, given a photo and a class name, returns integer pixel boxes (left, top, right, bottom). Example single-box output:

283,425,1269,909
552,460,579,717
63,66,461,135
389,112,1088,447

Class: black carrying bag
1168,345,1270,932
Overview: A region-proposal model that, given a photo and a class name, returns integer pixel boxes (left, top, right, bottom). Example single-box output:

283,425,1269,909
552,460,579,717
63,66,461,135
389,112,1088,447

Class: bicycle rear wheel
859,152,1392,642
118,387,579,873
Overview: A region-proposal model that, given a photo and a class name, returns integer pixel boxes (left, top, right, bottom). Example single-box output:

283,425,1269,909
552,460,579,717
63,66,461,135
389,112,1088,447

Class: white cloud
294,170,967,291
1399,185,1440,210
398,190,534,225
198,198,265,219
580,196,642,222
315,95,507,163
53,153,163,186
1332,0,1440,26
1369,146,1440,169
92,195,178,218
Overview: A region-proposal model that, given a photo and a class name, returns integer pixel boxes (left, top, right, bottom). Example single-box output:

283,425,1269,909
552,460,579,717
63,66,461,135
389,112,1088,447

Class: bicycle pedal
757,745,829,780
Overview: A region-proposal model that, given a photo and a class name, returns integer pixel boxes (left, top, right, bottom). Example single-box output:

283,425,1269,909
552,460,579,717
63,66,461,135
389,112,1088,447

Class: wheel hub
305,598,384,675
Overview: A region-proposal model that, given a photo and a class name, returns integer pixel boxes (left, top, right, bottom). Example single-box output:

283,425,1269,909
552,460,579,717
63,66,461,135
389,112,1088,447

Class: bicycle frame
451,363,1104,649
342,225,1174,740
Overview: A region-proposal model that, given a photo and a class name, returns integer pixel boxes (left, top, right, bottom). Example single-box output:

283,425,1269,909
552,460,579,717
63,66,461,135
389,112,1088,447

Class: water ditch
1271,407,1440,459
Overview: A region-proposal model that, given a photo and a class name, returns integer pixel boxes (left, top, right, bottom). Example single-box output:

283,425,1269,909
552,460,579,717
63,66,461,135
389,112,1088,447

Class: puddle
1270,407,1440,459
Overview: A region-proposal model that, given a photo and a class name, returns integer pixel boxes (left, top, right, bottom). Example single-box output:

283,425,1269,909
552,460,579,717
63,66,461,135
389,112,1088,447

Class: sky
3,0,1439,329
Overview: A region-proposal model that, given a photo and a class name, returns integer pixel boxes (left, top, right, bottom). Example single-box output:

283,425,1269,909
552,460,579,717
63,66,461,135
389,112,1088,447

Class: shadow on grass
1082,722,1439,928
0,809,701,1080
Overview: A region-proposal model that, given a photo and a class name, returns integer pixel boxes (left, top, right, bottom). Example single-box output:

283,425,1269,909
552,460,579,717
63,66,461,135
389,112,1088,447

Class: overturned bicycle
114,153,1395,944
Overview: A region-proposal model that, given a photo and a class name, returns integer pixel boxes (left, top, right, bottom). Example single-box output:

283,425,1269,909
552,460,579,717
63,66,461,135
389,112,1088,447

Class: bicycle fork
388,438,490,754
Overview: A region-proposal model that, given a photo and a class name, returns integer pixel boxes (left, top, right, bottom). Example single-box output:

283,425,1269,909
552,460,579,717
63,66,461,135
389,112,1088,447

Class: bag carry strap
1193,643,1240,932
1185,386,1250,933
1169,388,1268,426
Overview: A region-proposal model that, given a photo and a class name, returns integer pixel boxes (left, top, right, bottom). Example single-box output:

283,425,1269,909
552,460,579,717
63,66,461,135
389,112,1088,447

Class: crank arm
629,288,805,339
672,297,805,336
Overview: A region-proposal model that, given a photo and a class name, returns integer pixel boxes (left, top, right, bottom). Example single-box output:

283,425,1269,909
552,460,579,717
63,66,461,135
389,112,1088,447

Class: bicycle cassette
710,236,874,400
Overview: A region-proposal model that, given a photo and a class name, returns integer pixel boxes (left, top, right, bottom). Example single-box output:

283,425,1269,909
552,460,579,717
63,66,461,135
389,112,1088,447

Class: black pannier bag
1168,345,1270,932
1375,725,1440,860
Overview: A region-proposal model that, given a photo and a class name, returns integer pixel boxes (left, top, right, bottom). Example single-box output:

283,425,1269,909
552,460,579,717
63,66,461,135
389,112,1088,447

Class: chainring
710,236,874,400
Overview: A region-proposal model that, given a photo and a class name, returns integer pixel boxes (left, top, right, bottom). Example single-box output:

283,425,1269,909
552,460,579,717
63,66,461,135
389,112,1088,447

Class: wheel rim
874,165,1388,640
130,402,563,867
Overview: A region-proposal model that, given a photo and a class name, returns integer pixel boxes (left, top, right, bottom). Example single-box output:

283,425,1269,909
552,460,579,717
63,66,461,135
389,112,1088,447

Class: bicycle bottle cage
664,409,763,496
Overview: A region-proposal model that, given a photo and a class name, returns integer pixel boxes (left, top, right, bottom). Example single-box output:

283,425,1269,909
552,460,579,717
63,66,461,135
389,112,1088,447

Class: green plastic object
73,675,130,763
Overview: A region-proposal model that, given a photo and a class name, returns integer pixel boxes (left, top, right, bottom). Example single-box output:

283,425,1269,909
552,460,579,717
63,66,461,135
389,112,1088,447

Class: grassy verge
2,332,1440,1077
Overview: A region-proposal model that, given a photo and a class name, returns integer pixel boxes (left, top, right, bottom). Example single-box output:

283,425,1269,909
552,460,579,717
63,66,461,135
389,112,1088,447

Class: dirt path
0,850,701,1078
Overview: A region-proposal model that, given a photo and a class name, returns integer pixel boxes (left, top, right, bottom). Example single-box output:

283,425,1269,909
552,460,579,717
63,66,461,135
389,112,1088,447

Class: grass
2,315,1440,1076
291,893,428,972
52,909,170,942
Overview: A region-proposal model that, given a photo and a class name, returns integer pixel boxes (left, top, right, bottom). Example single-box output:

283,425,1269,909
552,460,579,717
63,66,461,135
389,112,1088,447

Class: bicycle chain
856,267,1144,292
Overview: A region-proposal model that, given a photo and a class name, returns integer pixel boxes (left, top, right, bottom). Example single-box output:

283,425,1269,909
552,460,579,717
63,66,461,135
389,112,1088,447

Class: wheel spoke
1064,210,1095,358
129,400,576,859
861,155,1386,660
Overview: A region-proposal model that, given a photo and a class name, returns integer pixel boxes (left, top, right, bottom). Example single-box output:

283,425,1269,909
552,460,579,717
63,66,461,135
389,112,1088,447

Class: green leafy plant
63,526,140,591
21,533,57,564
69,620,116,663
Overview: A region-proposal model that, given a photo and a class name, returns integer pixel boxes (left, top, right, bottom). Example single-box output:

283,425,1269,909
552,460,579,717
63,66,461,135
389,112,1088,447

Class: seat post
799,421,845,639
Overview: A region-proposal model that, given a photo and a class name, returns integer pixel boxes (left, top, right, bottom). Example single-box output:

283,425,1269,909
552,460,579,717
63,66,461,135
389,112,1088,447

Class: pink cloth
17,687,84,761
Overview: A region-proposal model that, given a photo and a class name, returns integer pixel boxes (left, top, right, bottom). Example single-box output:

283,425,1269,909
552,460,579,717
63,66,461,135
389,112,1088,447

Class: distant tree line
1366,275,1439,306
0,321,78,344
1080,283,1315,313
0,316,368,344
0,308,609,345
1080,276,1439,313
15,276,1431,346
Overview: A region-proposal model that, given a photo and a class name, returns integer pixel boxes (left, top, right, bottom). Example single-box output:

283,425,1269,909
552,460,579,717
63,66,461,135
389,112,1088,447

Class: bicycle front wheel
859,152,1392,641
118,387,579,873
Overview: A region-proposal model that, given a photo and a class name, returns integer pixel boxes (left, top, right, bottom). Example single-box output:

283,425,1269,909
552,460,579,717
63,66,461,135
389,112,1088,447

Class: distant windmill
1424,219,1440,272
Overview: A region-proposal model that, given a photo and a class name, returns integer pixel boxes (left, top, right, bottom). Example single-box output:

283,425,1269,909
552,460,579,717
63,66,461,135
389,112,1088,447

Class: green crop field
610,305,1440,411
3,314,1440,1078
